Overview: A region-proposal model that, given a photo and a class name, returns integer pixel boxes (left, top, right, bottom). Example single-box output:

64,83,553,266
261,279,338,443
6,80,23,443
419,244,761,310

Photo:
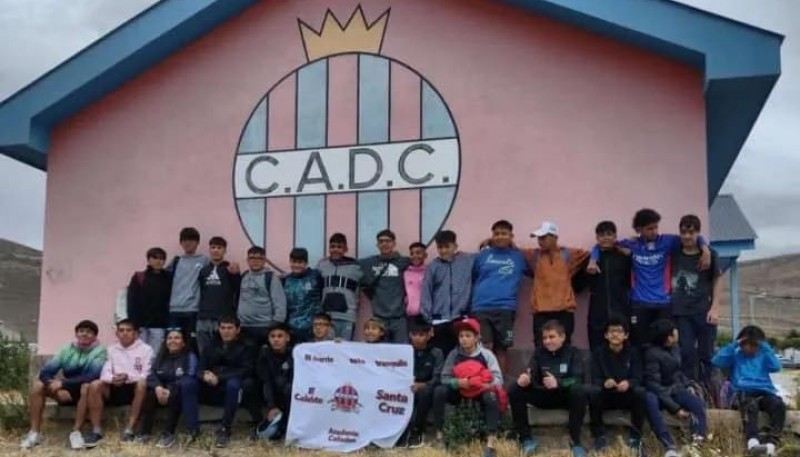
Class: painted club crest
329,383,362,413
233,6,461,267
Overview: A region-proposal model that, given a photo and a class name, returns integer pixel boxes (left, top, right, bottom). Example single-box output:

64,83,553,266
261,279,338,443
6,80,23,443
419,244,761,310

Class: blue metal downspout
730,257,740,336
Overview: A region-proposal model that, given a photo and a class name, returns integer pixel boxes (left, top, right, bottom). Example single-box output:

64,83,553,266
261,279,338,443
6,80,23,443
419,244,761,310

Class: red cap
453,317,480,336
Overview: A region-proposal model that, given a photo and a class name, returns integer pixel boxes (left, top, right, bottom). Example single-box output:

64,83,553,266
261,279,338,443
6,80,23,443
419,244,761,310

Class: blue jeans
139,328,165,354
645,390,707,449
332,319,355,341
200,377,243,429
676,312,714,387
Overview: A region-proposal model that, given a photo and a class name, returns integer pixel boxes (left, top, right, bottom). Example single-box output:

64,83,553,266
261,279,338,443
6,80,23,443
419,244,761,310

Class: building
0,0,782,353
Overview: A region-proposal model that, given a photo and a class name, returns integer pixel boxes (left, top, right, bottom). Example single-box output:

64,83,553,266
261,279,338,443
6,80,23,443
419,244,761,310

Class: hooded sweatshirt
471,247,529,312
282,268,323,331
127,267,172,328
237,269,287,327
712,341,781,395
317,256,364,323
198,261,241,320
100,339,154,383
644,345,691,413
404,264,427,317
421,252,474,322
441,344,503,387
39,341,107,387
256,345,294,410
168,253,209,313
360,253,411,319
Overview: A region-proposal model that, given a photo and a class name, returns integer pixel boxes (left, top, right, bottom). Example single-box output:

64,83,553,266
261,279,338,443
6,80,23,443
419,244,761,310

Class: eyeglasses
248,256,266,260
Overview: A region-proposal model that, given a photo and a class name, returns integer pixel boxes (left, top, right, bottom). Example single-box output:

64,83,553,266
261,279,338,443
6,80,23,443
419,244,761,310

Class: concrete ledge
44,402,253,423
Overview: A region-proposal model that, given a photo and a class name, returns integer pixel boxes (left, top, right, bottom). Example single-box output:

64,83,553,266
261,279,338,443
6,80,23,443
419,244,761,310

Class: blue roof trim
0,0,783,201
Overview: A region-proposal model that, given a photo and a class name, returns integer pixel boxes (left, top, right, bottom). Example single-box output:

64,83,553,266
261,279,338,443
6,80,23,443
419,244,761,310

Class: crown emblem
298,6,390,61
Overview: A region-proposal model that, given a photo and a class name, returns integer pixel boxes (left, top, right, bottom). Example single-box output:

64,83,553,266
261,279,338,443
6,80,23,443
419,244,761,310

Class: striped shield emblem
233,52,460,268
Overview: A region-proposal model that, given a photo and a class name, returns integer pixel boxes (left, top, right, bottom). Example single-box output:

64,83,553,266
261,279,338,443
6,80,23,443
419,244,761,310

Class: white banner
286,341,414,452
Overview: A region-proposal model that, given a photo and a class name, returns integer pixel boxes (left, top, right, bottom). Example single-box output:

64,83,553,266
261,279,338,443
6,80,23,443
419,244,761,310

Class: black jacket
127,267,172,328
591,344,642,389
199,336,254,382
148,351,198,388
644,345,691,413
256,346,294,410
528,345,584,389
198,262,241,320
414,345,444,386
588,249,631,319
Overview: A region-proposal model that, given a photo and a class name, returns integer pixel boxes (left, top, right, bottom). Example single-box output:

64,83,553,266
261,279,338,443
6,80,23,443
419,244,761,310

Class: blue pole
730,257,740,336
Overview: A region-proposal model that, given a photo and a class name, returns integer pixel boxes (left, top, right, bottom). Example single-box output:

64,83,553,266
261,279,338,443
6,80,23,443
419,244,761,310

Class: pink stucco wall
39,0,707,353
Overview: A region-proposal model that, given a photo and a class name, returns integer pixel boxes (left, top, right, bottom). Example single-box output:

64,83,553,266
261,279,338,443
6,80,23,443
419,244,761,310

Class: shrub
0,335,32,431
443,401,484,449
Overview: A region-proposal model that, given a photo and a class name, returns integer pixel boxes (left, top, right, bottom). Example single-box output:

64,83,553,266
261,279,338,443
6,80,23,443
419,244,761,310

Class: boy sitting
84,319,153,447
310,312,333,342
644,319,707,457
363,317,386,343
508,320,589,457
588,314,646,454
712,325,785,456
255,323,294,441
405,317,444,447
21,320,107,450
432,318,503,457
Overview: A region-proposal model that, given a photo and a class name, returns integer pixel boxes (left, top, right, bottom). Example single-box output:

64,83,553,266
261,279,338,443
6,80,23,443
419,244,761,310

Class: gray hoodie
441,344,503,387
360,253,411,319
316,257,364,323
168,253,209,313
237,270,287,327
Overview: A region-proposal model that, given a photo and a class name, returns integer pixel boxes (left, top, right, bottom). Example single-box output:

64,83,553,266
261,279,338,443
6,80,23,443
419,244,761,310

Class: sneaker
407,430,424,448
628,438,642,457
766,443,776,456
664,450,679,457
121,430,136,443
156,433,176,449
133,434,150,444
214,428,231,448
571,445,588,457
748,438,768,455
68,431,85,450
482,446,497,457
20,431,43,450
520,438,538,456
83,432,103,449
594,436,609,451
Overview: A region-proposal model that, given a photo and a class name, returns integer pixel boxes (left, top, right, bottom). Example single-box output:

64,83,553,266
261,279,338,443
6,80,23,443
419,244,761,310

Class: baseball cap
453,317,480,336
531,221,559,238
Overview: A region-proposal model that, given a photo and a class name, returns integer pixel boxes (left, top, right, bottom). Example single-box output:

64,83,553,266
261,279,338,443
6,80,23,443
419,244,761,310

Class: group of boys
21,210,788,457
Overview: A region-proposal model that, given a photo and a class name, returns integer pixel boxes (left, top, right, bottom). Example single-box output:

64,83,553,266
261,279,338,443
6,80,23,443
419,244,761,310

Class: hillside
0,238,41,341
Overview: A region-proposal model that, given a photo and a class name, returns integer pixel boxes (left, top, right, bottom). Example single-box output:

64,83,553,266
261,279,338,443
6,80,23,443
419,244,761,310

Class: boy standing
472,220,529,372
404,242,428,319
168,227,210,349
127,247,171,352
712,325,785,456
283,248,323,343
587,209,711,346
238,246,287,347
21,320,106,451
588,314,646,453
587,221,631,351
421,230,474,356
433,318,503,457
672,215,721,388
84,319,153,447
525,221,589,347
197,237,241,354
255,323,294,441
405,318,443,447
360,229,411,343
508,320,589,457
644,319,707,456
317,233,364,340
363,317,387,343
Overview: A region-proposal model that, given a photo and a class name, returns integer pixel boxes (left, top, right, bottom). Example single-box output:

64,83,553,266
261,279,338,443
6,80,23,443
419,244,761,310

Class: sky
0,0,798,260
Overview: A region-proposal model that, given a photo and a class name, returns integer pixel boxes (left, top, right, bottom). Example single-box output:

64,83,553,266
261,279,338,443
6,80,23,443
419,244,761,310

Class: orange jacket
524,246,589,313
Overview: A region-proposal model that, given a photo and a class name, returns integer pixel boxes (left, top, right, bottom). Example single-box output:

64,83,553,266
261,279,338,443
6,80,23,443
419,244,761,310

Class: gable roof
0,0,783,202
710,194,757,243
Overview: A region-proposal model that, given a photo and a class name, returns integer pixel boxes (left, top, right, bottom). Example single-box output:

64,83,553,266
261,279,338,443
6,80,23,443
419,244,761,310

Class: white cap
531,221,559,238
